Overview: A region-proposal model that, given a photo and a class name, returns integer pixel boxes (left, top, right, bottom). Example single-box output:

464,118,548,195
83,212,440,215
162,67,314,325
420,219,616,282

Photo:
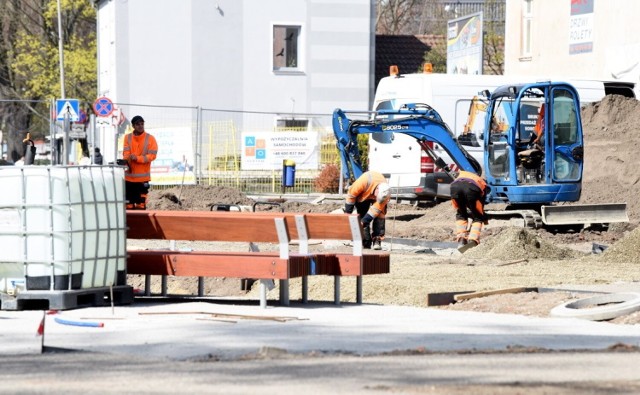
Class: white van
369,70,632,202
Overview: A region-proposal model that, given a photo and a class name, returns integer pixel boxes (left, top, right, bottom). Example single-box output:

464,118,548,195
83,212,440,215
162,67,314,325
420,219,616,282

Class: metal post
63,113,70,165
198,277,204,296
339,160,344,195
196,106,201,180
56,0,65,99
113,124,118,164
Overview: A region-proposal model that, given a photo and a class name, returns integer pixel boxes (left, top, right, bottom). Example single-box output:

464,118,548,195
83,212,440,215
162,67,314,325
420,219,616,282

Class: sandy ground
132,95,640,325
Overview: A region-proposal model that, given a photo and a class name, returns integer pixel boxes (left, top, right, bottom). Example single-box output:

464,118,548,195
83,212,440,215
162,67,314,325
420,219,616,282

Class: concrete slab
2,299,639,361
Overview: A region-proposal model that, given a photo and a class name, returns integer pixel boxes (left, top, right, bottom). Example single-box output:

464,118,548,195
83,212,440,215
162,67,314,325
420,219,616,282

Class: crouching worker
450,170,488,252
344,171,391,250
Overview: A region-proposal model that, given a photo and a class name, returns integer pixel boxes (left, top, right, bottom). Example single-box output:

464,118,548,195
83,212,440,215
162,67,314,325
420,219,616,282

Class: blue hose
54,317,104,328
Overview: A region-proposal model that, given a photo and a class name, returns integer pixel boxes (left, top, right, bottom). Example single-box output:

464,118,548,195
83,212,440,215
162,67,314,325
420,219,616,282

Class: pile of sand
600,226,640,264
580,95,640,223
463,227,581,260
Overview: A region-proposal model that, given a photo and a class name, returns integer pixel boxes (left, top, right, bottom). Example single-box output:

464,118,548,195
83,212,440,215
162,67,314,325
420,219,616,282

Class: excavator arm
332,104,482,183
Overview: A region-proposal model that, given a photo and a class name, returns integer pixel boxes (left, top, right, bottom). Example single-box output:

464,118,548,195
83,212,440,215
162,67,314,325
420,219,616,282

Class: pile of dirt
147,185,254,211
579,95,640,223
600,226,640,264
463,227,581,260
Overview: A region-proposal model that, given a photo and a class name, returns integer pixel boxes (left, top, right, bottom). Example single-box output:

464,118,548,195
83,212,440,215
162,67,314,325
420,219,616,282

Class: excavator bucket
540,203,629,227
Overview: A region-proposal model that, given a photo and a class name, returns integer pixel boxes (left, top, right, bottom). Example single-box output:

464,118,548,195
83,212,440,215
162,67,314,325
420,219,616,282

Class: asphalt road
3,351,640,394
2,298,640,394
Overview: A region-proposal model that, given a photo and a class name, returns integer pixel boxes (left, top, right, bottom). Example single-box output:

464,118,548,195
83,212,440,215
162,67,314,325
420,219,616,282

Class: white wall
504,0,640,87
96,0,374,115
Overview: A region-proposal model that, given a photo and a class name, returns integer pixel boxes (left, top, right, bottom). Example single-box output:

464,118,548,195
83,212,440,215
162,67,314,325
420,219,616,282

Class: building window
521,0,533,58
273,25,300,71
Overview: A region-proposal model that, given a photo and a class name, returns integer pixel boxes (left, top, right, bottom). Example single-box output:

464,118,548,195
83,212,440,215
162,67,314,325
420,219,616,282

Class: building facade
95,0,375,115
504,0,640,90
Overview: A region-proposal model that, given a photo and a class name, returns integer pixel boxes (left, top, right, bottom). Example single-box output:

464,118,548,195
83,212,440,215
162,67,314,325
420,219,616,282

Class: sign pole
63,111,70,165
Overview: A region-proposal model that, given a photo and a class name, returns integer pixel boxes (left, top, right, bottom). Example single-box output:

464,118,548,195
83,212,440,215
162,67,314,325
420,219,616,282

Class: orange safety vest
533,103,545,144
123,132,158,182
346,171,389,219
453,170,487,194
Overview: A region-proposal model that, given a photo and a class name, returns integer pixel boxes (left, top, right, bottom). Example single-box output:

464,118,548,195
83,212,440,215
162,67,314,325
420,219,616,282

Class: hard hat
131,115,145,125
376,183,391,204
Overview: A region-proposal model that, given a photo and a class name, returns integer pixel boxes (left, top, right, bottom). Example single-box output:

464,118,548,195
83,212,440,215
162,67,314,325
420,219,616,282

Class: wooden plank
305,213,360,240
127,250,310,279
454,287,539,302
249,212,361,241
333,254,363,276
126,210,288,243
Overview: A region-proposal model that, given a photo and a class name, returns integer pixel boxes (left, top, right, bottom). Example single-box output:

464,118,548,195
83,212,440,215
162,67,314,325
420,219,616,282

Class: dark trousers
355,200,386,248
450,181,484,223
125,181,150,208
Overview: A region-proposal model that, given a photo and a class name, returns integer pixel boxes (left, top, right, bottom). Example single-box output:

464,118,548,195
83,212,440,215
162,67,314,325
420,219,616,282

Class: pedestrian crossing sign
56,99,80,121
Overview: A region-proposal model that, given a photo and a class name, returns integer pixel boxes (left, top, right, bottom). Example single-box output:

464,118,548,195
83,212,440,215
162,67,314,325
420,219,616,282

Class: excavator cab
483,82,584,205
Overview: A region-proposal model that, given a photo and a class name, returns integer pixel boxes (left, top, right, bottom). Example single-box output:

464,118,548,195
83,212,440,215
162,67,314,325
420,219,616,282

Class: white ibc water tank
0,165,126,294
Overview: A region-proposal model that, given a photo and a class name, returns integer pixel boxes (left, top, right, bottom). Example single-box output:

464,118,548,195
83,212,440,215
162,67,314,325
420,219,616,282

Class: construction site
2,92,640,395
125,94,640,324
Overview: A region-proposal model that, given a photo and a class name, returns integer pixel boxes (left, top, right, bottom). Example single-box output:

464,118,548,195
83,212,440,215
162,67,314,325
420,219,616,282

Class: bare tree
377,0,505,76
376,0,422,34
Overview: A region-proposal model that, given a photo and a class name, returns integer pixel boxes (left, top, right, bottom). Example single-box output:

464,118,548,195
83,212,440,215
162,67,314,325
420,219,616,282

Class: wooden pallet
0,285,134,311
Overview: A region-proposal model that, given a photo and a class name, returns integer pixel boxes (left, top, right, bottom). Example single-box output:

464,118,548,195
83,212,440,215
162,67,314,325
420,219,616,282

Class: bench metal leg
356,275,363,304
198,277,204,297
279,279,290,306
302,276,308,304
334,276,341,305
144,275,151,296
161,275,167,296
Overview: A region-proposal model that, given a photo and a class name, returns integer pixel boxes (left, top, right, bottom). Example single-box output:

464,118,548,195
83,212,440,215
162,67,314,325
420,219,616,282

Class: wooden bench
126,210,391,306
126,210,312,307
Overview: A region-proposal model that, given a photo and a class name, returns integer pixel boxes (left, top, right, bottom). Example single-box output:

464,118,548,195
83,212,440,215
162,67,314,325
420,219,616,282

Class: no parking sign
93,96,114,117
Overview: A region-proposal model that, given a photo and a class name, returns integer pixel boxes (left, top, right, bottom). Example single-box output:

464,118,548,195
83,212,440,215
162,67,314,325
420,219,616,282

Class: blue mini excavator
333,81,627,228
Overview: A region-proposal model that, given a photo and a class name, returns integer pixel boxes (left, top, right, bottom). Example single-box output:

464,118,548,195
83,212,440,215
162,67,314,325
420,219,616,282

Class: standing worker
344,171,391,250
123,115,158,210
450,170,488,252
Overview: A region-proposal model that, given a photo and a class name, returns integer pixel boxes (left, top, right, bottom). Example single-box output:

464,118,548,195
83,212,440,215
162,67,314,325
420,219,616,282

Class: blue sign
93,96,114,117
56,99,80,121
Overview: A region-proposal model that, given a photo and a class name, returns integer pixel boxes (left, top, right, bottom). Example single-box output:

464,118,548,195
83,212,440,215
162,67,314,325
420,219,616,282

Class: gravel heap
600,226,640,264
463,227,581,260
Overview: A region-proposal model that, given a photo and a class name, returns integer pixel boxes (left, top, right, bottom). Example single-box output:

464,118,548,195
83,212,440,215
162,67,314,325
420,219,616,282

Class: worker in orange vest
123,115,158,210
531,103,545,150
450,170,488,252
344,171,391,250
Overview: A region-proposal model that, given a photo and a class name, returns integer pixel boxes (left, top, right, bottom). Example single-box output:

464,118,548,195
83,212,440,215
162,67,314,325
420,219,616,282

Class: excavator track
486,209,543,228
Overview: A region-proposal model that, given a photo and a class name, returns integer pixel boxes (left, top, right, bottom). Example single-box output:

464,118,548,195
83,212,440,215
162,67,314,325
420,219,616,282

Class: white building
94,0,375,114
504,0,640,96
